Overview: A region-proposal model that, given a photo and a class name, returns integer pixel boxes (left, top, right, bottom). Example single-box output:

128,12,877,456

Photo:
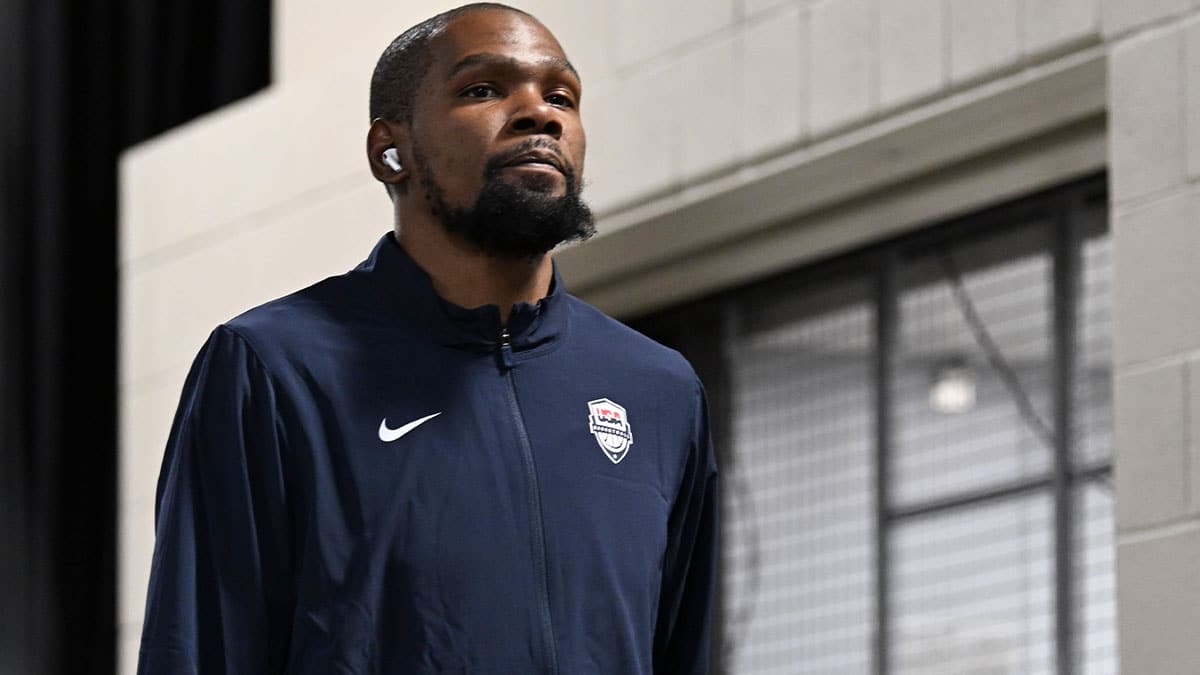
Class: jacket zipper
498,327,560,674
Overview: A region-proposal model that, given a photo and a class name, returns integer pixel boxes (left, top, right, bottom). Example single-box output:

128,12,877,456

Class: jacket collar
356,232,568,354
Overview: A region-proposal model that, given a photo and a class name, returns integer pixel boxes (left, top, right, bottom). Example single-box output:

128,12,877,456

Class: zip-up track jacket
137,233,719,674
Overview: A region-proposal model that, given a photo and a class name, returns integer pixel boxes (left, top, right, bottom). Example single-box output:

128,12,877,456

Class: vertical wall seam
1183,361,1193,512
1016,0,1027,59
941,0,952,85
797,3,811,139
1180,18,1192,184
870,0,881,111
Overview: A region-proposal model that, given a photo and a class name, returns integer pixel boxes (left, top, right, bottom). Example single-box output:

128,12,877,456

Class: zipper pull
497,327,514,370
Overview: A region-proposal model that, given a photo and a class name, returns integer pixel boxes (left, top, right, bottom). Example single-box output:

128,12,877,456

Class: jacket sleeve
654,379,720,675
137,325,294,675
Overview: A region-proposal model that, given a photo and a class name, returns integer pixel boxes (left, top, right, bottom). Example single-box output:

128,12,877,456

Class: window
632,176,1112,675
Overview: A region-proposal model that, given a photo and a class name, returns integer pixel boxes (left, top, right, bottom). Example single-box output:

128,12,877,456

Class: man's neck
395,224,554,326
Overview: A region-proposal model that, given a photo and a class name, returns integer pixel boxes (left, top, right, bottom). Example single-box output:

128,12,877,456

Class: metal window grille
724,279,877,674
631,175,1112,675
888,222,1063,675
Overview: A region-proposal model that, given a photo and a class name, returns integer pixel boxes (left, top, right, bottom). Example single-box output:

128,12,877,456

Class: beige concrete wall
122,0,1200,672
1107,4,1200,674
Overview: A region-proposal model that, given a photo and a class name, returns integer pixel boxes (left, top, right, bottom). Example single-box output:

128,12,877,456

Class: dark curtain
0,1,269,673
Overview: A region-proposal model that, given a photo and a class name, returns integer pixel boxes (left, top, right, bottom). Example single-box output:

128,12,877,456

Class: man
137,4,718,673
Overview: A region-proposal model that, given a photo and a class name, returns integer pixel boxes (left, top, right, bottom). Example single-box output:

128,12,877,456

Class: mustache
484,138,575,182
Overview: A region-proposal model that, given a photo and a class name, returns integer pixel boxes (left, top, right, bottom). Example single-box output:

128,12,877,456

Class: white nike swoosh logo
378,412,442,443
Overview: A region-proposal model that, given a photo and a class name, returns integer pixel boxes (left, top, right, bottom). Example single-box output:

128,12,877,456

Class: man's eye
546,93,575,108
462,85,497,98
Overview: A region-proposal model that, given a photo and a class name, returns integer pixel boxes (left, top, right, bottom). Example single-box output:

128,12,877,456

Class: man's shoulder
563,294,699,388
219,271,370,358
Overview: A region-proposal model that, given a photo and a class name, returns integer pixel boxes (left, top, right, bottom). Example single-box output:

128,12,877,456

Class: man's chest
280,350,680,577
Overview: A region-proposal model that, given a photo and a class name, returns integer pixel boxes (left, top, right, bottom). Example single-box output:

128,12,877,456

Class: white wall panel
612,0,735,69
581,65,680,213
1107,5,1200,675
742,5,807,158
948,0,1021,83
1185,16,1200,180
120,80,368,267
1108,26,1186,203
809,0,877,134
879,0,945,108
1102,0,1194,37
1111,190,1200,366
677,34,743,180
1024,0,1101,56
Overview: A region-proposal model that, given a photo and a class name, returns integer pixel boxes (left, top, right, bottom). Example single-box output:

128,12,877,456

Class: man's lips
501,150,565,173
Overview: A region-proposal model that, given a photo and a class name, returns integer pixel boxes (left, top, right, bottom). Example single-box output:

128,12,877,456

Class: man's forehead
446,52,579,82
429,9,570,73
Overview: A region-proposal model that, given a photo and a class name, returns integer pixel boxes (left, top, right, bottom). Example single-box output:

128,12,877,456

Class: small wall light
930,358,976,414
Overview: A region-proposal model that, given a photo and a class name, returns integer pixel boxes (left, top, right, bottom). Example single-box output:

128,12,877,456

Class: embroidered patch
587,398,633,464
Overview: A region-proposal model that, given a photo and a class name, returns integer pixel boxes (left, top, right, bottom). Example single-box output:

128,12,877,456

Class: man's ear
367,118,410,189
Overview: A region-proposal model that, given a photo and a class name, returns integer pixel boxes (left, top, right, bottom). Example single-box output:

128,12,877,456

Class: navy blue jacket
137,233,718,674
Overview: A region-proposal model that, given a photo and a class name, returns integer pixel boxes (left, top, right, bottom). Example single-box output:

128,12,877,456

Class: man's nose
508,91,563,139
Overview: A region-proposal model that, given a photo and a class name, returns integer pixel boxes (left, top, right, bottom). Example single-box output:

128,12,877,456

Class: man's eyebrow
446,52,581,83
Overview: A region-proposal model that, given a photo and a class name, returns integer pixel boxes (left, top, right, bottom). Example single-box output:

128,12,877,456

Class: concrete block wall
1109,6,1200,673
114,0,1199,671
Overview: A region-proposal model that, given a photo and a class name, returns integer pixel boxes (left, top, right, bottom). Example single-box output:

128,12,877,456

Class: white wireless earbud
382,147,403,171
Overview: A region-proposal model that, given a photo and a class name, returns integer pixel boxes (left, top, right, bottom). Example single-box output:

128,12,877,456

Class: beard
412,140,596,259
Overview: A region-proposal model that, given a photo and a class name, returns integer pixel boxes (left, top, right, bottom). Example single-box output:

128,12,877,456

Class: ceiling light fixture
930,358,976,414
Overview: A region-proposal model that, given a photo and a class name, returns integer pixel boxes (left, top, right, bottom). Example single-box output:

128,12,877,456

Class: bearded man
137,4,718,673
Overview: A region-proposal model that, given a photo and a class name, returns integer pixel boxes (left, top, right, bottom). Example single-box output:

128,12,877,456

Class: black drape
0,2,269,673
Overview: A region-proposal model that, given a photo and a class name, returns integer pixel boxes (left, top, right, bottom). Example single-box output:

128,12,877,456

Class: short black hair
369,3,532,123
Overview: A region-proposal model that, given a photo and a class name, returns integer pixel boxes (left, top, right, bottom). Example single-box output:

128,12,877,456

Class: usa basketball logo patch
587,398,633,464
